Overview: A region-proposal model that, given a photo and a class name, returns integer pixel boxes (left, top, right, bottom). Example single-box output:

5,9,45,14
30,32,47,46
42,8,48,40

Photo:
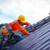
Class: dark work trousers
1,33,22,49
1,35,8,50
8,33,22,44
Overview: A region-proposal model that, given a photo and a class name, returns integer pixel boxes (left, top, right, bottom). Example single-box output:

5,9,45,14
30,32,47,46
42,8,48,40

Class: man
1,15,34,44
2,14,34,36
1,15,34,49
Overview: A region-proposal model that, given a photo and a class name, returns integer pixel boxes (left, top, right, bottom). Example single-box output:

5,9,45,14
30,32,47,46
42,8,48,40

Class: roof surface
7,21,50,50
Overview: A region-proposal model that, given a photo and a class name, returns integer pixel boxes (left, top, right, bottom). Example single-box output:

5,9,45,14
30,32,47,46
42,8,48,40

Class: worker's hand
31,27,34,31
30,32,33,35
29,24,34,31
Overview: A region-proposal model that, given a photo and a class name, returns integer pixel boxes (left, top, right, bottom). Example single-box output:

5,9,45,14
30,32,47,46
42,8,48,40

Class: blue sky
0,0,50,24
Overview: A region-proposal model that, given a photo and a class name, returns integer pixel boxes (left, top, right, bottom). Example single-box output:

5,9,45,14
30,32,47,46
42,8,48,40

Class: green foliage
1,24,4,26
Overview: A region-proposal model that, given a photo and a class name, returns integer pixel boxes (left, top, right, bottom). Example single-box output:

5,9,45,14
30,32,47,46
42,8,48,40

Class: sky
0,0,50,24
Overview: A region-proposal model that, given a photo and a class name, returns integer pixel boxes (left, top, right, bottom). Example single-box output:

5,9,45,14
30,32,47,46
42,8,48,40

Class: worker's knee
13,34,22,38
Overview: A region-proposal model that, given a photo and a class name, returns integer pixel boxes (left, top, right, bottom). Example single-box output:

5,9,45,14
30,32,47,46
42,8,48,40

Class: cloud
0,0,50,24
0,15,14,24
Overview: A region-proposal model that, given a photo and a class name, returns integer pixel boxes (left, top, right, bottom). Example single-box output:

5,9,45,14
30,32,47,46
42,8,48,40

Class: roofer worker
2,15,34,43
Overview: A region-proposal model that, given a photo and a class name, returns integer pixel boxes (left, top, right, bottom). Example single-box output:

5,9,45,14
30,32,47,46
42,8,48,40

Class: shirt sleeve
22,22,30,26
15,25,30,36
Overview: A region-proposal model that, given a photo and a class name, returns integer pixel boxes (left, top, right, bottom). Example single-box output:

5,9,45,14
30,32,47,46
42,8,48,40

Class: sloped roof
7,21,50,50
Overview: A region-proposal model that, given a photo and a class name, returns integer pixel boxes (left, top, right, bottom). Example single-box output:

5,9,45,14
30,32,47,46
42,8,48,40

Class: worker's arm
29,24,34,31
15,25,30,36
22,22,34,31
22,22,30,26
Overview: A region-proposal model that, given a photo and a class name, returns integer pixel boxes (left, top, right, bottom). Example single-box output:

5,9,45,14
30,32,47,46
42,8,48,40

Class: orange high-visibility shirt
2,20,30,36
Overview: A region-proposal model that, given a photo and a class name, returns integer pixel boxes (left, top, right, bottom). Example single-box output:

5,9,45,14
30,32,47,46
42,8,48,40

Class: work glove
30,32,32,35
29,24,34,31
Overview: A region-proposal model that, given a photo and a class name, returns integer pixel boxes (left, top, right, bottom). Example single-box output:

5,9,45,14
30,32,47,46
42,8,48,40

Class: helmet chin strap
18,19,23,26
